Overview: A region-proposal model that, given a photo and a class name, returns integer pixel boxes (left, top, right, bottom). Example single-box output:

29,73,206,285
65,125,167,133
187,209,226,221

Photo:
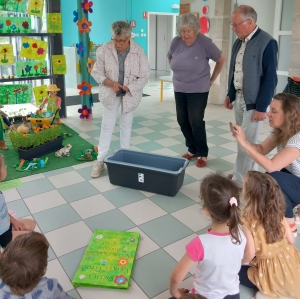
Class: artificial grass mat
1,124,95,182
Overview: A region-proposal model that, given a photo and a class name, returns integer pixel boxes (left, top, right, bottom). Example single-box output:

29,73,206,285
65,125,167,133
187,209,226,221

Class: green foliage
9,125,63,151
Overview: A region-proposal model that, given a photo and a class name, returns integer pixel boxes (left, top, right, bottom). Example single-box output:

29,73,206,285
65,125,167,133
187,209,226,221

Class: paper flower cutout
10,24,17,31
37,48,45,55
81,0,93,14
130,238,135,242
79,275,85,280
78,105,92,120
75,42,85,57
22,42,30,49
86,57,95,73
118,258,128,267
22,21,29,30
77,17,92,33
73,10,78,22
32,43,38,48
114,275,127,285
101,260,107,265
95,234,103,240
78,81,92,96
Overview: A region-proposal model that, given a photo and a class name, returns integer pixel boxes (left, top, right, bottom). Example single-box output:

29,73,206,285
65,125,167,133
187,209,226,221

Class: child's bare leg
11,219,36,240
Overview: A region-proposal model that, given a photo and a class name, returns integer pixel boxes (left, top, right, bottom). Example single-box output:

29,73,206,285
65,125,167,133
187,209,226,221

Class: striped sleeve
286,132,300,150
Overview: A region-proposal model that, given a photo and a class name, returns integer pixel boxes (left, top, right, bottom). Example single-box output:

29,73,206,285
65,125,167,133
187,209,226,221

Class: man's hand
252,111,267,122
224,96,233,110
121,86,129,92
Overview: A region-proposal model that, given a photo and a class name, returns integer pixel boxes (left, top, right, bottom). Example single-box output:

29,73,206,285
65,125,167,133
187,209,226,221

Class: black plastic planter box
104,149,189,197
18,136,63,160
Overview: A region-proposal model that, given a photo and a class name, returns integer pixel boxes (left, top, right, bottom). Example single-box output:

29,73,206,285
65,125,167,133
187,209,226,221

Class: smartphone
229,122,237,134
118,89,126,96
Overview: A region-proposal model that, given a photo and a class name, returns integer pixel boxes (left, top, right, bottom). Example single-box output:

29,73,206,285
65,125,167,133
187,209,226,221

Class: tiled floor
4,72,300,299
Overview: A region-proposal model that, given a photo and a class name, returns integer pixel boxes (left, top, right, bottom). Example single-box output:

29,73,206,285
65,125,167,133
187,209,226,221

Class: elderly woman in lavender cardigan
90,21,150,178
168,13,225,168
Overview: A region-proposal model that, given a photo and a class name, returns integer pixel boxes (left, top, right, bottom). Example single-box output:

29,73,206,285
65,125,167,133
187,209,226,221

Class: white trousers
97,97,134,162
232,93,263,187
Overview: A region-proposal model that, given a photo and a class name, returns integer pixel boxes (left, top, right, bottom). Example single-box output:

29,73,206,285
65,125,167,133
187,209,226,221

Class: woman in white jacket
91,21,150,178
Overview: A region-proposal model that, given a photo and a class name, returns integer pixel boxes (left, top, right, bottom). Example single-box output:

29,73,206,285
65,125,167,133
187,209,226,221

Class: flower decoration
22,21,29,30
86,57,95,73
0,24,4,30
41,67,47,74
6,20,11,26
130,238,135,242
0,46,10,55
79,275,85,280
10,24,17,31
75,42,85,57
54,58,62,65
78,81,92,95
73,10,78,23
101,260,107,265
21,86,29,93
114,275,127,286
22,42,30,49
25,65,32,73
50,16,58,22
37,47,45,55
78,105,92,120
77,17,92,33
118,258,129,267
81,0,93,14
32,43,38,48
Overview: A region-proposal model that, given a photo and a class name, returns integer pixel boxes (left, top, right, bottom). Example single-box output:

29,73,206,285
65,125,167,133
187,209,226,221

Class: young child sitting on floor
0,154,36,250
0,232,76,298
239,171,300,299
169,174,253,299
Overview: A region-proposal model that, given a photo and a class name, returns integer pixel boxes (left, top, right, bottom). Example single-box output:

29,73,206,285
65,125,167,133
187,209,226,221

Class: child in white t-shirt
169,174,254,299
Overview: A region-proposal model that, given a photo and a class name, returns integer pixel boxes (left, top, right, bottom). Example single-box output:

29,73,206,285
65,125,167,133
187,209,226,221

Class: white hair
111,21,132,38
176,13,199,36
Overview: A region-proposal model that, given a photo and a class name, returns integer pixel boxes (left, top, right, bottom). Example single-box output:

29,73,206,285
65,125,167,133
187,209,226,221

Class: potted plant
9,124,63,160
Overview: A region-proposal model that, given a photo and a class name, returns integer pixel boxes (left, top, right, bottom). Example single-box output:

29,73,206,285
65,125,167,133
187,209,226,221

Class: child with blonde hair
169,174,253,299
0,154,36,249
239,171,300,299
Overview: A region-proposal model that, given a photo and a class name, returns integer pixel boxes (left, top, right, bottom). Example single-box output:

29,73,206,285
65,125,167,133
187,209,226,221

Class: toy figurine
39,84,62,124
55,144,72,158
0,105,14,150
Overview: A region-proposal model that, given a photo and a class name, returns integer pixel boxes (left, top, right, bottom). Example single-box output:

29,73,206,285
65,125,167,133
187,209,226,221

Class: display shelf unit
0,0,66,118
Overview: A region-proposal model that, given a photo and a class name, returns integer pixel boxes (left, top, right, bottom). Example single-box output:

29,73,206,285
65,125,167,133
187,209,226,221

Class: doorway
148,13,177,72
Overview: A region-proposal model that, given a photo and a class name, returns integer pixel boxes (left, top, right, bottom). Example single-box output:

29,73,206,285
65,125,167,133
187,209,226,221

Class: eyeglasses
229,19,249,28
111,38,128,45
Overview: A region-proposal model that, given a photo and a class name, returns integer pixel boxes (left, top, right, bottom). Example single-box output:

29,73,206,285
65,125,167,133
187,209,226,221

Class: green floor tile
150,192,195,213
135,141,164,152
183,173,197,185
206,127,229,136
207,158,234,172
208,146,235,158
147,124,172,132
7,199,31,218
142,132,169,141
102,187,146,208
207,135,233,145
206,120,226,127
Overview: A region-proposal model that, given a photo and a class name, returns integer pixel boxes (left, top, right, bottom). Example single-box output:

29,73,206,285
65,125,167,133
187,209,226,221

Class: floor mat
2,124,95,182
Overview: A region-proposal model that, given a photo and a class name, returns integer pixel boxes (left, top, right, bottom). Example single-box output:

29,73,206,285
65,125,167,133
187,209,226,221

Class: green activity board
0,17,31,33
16,61,48,77
72,230,140,289
0,0,27,13
0,84,32,105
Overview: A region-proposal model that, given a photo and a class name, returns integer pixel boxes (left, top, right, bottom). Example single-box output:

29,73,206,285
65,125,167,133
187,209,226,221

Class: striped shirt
277,131,300,177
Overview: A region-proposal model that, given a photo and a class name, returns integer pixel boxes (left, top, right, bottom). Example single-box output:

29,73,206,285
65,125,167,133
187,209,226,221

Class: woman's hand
122,86,129,92
112,82,122,93
232,124,247,146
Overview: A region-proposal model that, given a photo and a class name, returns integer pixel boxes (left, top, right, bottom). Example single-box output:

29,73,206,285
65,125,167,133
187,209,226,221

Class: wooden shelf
0,33,58,37
0,75,58,83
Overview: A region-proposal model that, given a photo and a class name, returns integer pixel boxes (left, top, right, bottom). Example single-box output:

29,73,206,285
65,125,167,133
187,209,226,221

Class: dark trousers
238,266,258,290
268,168,300,218
174,92,209,157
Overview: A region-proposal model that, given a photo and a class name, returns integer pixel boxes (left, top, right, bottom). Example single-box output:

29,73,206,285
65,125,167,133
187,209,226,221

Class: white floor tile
46,259,74,292
127,227,160,259
222,153,238,164
72,160,95,170
179,181,201,203
171,204,211,232
120,198,167,225
24,190,67,214
164,233,198,274
139,190,156,197
70,194,116,219
185,165,215,180
130,135,151,145
45,221,92,257
47,171,85,188
138,120,159,126
3,188,21,202
89,176,120,193
151,148,179,157
20,173,45,183
160,129,182,137
154,137,181,147
219,142,238,152
77,279,149,299
132,127,155,135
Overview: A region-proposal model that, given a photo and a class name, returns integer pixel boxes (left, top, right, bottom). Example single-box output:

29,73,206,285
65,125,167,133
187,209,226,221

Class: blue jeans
174,92,209,157
268,168,300,218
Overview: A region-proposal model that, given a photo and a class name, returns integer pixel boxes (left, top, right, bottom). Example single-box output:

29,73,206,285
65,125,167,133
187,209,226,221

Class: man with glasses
224,5,278,188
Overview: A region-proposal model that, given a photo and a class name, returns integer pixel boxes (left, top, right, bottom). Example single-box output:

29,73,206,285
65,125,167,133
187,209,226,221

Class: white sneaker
91,161,104,178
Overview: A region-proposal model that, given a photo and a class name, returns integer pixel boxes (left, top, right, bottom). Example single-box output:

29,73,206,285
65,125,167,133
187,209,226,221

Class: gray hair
176,13,199,36
236,5,257,23
111,21,132,38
